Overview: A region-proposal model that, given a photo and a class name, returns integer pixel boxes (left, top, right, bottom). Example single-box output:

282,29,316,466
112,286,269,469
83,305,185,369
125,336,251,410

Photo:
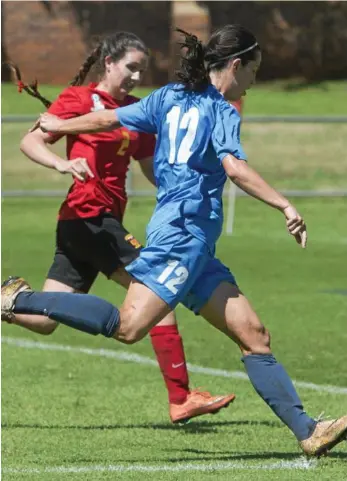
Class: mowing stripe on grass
2,457,317,475
3,336,347,395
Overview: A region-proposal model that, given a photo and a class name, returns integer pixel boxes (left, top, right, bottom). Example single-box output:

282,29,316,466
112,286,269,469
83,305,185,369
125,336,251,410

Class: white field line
2,336,347,395
2,458,317,475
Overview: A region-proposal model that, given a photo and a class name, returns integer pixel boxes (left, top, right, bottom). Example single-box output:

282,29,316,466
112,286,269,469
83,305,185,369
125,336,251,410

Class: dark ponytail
176,25,259,92
175,28,210,91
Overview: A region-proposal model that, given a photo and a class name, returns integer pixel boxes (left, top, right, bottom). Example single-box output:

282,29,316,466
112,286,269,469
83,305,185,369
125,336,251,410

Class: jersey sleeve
46,87,86,143
116,88,163,134
211,102,247,162
132,133,156,161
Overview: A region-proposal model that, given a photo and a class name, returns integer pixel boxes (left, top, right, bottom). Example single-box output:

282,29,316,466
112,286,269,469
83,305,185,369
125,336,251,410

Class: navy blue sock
14,291,119,338
242,354,316,441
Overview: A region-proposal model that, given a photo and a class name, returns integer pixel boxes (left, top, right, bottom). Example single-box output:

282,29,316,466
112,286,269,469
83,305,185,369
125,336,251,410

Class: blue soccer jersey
116,83,246,250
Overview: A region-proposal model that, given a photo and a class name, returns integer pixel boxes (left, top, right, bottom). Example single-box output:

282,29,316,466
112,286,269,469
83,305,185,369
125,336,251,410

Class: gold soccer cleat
1,276,31,323
300,415,347,457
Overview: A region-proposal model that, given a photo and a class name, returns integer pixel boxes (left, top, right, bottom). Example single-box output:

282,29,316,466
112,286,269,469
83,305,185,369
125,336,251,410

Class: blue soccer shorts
126,221,237,314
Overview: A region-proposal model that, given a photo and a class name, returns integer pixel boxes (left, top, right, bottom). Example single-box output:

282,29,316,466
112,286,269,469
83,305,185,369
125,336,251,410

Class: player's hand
29,113,64,133
283,205,307,248
55,158,94,182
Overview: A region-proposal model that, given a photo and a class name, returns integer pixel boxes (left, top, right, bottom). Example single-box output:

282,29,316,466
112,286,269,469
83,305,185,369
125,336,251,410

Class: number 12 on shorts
157,260,189,294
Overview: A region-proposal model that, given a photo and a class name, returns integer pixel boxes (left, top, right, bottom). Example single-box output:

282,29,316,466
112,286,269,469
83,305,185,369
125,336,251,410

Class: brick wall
2,1,86,84
2,1,347,85
2,1,172,86
203,1,347,81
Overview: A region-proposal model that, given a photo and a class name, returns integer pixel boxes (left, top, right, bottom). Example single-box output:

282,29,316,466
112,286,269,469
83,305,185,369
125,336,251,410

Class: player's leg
3,275,179,344
89,216,191,409
109,249,190,398
193,261,347,455
3,222,206,341
2,246,97,335
118,227,235,422
110,267,234,424
103,217,234,420
3,278,78,335
113,264,190,405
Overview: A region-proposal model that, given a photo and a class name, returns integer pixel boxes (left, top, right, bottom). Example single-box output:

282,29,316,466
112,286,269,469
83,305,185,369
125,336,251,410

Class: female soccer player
3,25,347,455
3,32,235,424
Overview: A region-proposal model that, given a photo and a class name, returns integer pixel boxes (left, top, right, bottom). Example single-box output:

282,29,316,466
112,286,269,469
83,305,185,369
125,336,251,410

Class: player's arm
35,109,120,135
35,88,163,135
222,155,290,211
222,154,307,247
20,128,93,182
214,104,307,247
22,87,95,180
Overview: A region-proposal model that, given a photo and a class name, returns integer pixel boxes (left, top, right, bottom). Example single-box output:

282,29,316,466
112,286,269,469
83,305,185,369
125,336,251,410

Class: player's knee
239,320,271,355
115,310,144,345
249,324,271,354
116,327,143,345
119,332,140,345
254,323,270,344
261,326,271,348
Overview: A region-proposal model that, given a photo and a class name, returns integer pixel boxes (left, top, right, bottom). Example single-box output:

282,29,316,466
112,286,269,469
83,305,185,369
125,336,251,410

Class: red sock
150,325,190,404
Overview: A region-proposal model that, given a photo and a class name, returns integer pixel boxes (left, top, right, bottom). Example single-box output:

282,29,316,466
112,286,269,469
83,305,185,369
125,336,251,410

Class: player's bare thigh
110,267,177,330
112,279,172,344
200,281,271,355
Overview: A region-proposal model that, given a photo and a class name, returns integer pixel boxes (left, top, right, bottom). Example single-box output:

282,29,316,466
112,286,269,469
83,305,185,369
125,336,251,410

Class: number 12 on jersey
166,106,199,164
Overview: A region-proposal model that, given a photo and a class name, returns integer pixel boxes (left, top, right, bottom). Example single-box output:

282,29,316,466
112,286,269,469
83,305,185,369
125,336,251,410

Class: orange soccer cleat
170,388,236,424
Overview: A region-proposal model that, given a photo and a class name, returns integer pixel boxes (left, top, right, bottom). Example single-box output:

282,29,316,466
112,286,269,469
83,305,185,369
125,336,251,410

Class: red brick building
2,1,347,85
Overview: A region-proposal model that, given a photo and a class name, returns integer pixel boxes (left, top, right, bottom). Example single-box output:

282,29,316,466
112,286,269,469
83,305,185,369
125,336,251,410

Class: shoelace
315,411,332,422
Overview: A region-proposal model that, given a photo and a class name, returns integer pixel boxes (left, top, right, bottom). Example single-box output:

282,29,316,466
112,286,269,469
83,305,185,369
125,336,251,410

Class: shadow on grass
175,447,347,460
3,419,347,462
2,419,282,433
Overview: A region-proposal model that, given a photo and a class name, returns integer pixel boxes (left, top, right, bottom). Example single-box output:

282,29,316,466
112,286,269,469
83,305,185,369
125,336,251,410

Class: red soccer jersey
47,83,156,221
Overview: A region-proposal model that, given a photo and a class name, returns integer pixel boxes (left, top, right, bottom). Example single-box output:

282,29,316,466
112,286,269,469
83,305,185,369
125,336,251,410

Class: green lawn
2,197,347,480
2,80,347,116
2,121,347,192
2,79,347,194
2,76,347,480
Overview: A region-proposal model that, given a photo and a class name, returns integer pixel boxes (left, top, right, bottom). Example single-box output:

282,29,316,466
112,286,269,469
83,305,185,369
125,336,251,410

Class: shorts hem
125,266,177,310
45,274,89,293
183,276,238,315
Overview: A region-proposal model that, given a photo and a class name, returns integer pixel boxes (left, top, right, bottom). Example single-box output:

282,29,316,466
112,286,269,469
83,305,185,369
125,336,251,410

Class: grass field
2,80,347,116
2,122,347,192
2,197,347,480
2,80,347,194
2,79,347,479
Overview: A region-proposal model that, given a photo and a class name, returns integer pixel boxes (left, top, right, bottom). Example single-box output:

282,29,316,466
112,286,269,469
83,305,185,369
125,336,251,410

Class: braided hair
8,32,149,109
